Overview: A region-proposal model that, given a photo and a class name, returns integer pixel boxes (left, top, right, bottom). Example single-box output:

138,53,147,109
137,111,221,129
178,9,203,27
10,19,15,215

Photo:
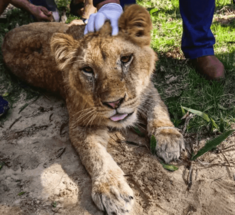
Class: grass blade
218,104,230,111
52,201,57,208
181,106,186,116
133,126,145,137
2,92,9,97
18,191,25,196
18,103,29,114
192,129,235,160
150,135,157,155
0,162,4,170
161,162,178,171
181,106,210,122
150,8,158,15
219,112,225,133
210,117,219,131
203,105,214,112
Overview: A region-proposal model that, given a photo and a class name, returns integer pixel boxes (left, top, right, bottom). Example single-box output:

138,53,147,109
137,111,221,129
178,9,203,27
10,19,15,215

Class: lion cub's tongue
110,113,128,122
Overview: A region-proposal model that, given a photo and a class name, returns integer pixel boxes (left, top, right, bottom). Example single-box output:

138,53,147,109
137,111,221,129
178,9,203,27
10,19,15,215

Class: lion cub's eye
82,67,93,75
121,55,132,64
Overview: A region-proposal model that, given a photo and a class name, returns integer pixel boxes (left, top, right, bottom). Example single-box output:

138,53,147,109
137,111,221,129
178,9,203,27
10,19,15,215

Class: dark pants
179,0,215,59
120,0,136,8
29,0,57,11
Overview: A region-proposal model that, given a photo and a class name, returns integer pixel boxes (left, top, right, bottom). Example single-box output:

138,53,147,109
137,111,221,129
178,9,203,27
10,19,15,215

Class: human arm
10,0,52,21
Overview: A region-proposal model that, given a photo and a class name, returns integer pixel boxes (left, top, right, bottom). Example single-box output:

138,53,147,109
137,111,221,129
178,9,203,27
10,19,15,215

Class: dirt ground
0,90,235,215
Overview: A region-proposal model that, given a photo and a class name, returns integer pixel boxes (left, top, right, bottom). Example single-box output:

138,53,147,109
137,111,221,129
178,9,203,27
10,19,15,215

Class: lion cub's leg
69,123,134,214
143,84,185,163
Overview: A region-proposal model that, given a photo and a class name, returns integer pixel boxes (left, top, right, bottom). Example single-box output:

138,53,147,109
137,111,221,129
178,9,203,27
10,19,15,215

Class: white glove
84,3,123,36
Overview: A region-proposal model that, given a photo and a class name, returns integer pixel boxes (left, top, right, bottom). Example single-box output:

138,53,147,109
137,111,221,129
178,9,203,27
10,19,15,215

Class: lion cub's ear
118,4,152,47
51,33,78,71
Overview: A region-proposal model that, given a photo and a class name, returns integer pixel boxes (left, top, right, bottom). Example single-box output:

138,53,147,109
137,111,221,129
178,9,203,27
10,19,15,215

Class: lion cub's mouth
110,112,134,122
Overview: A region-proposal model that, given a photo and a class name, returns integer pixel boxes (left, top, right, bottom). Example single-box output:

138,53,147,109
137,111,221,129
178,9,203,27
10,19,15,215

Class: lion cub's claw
92,175,134,215
154,127,185,163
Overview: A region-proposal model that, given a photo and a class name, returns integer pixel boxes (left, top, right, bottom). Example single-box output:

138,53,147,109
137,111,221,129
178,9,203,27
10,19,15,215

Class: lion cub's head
51,5,157,128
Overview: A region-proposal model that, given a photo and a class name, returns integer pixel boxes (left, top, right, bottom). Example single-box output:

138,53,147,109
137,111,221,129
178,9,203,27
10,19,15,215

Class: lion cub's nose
102,97,125,109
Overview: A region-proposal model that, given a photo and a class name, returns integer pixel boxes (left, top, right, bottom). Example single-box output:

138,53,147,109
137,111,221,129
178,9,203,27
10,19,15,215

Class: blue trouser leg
120,0,136,8
179,0,215,59
29,0,57,11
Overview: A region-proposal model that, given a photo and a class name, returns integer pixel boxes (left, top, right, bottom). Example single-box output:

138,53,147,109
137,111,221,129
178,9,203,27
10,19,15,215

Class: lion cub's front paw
92,174,134,215
154,127,185,163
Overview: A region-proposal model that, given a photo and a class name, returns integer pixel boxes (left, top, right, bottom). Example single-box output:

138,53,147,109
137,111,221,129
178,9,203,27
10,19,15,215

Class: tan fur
119,4,152,47
2,5,184,215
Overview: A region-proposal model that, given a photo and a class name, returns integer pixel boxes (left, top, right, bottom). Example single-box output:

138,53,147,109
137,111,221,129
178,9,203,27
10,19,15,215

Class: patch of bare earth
0,92,235,215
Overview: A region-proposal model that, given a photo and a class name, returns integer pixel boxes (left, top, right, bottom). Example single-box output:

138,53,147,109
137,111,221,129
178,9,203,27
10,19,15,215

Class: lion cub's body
2,5,184,215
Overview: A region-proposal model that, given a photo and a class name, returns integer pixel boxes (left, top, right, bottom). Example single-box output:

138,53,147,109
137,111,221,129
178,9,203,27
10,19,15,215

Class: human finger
87,13,96,33
94,12,106,32
38,11,52,21
84,24,89,35
39,6,52,16
111,20,119,36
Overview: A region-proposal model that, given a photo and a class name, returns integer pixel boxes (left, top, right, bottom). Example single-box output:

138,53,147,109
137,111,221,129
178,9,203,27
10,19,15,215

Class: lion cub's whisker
85,113,97,127
76,109,96,122
137,107,147,117
74,107,96,116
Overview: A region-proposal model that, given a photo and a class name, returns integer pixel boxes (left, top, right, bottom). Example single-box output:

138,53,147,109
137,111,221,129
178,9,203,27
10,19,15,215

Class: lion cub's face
73,35,155,128
51,5,156,128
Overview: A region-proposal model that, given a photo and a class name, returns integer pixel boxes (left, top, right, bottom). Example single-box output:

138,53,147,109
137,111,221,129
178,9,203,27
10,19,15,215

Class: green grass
1,1,235,137
137,0,235,135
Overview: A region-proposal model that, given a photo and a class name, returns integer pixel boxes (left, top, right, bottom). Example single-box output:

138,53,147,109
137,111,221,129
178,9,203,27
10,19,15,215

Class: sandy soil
0,91,235,215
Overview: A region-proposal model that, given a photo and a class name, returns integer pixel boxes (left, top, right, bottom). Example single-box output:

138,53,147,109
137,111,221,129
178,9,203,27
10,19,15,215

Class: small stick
223,144,235,151
187,165,193,191
211,176,223,183
60,122,68,136
182,113,194,135
220,149,233,179
49,113,53,122
220,150,231,166
9,116,22,129
56,147,66,159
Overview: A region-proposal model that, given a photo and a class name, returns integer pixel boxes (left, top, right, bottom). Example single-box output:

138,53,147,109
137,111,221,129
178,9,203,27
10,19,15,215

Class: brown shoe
191,55,225,80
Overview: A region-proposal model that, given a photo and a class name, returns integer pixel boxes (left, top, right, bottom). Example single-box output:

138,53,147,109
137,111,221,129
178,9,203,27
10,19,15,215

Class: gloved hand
84,3,123,36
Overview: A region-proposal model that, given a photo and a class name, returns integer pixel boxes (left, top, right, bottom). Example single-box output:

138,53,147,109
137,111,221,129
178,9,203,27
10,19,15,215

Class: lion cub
2,5,184,215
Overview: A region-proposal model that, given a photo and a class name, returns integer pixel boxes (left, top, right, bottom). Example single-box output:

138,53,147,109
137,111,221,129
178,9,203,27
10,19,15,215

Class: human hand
30,5,53,21
84,3,123,36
